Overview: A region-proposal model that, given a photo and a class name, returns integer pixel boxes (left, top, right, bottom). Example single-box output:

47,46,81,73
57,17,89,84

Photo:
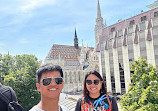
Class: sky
0,0,156,61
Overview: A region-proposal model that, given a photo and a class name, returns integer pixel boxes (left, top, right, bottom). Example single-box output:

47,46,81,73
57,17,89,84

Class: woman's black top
75,94,118,111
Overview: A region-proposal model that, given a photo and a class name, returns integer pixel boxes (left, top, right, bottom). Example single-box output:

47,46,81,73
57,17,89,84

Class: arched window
69,72,72,83
78,71,81,82
74,72,76,83
65,72,67,84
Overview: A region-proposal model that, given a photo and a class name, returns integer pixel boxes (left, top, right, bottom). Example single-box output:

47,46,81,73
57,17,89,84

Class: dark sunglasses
86,80,100,85
41,77,63,86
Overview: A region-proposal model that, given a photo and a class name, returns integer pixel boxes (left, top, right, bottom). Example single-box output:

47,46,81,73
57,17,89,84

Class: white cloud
20,0,57,13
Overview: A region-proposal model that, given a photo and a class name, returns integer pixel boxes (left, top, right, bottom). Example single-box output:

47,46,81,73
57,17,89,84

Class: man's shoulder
29,106,44,111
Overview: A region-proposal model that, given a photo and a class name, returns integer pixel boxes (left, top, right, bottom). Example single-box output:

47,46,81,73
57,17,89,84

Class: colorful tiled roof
46,44,80,59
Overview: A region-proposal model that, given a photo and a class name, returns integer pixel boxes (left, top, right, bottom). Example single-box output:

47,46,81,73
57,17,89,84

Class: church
95,0,158,94
44,28,99,93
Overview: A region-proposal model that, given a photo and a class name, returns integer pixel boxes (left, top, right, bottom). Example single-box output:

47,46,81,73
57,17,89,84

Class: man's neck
38,97,60,111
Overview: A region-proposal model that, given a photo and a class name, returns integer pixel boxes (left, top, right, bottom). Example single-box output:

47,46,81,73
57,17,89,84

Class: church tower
95,0,104,48
74,28,79,49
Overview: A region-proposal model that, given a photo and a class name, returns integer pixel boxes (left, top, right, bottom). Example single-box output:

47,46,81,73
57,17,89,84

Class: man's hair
36,63,63,83
83,70,107,97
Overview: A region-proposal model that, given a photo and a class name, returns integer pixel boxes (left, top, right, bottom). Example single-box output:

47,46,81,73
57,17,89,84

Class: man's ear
36,83,41,92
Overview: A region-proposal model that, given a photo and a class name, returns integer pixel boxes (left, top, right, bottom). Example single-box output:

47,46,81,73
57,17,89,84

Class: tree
0,54,41,111
120,58,158,111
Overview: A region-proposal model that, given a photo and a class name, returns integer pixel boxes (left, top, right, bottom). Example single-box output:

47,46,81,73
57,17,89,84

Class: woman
75,71,118,111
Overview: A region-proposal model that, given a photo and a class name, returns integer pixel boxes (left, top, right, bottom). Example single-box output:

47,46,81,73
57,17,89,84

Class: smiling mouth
90,88,96,90
49,88,57,91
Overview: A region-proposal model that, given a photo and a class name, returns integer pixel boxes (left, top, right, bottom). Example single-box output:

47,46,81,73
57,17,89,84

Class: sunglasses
86,80,100,85
41,77,63,86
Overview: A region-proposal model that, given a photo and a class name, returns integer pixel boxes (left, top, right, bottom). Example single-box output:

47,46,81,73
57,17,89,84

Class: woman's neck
89,92,101,99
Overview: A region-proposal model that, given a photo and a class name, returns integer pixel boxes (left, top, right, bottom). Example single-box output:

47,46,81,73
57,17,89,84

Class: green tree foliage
0,54,41,111
120,58,158,111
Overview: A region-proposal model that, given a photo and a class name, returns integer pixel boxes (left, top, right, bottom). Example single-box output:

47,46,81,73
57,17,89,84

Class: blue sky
0,0,156,61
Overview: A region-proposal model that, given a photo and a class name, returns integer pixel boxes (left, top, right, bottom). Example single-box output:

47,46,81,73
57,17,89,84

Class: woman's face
86,74,103,97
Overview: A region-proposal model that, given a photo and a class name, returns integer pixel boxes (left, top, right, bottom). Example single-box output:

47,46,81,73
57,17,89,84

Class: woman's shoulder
78,97,83,101
107,95,116,100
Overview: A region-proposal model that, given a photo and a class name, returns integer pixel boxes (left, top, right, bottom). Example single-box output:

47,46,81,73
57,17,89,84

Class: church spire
74,28,79,49
75,28,77,38
95,0,104,49
97,0,101,18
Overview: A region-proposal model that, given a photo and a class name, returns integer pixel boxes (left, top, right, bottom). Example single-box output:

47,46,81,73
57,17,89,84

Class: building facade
45,29,99,93
95,0,158,94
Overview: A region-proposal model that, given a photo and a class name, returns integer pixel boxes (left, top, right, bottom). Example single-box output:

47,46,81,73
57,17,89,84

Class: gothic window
129,59,133,61
111,76,115,89
141,16,147,22
121,83,125,88
154,11,158,17
69,72,72,83
65,72,67,84
111,27,115,32
129,20,135,25
112,83,115,88
74,72,76,83
118,30,123,37
78,71,80,82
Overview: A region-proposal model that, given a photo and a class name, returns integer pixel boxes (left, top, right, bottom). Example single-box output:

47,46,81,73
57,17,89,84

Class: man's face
36,71,64,99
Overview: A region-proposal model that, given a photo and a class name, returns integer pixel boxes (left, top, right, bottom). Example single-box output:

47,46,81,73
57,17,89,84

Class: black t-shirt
75,94,118,111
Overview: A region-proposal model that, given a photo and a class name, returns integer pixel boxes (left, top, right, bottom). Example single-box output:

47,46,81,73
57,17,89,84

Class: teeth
49,88,57,91
91,88,96,90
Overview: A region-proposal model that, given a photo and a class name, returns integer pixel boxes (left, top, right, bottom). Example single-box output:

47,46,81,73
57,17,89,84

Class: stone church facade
95,0,158,94
45,29,99,93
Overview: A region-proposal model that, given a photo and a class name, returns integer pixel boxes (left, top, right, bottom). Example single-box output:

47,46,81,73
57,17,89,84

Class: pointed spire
97,0,101,18
75,27,77,38
74,27,79,49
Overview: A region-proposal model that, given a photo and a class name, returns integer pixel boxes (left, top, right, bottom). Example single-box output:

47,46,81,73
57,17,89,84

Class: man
29,63,68,111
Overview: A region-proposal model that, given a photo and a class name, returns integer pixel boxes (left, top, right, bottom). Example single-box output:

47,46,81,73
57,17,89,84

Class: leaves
0,54,41,111
120,58,158,111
